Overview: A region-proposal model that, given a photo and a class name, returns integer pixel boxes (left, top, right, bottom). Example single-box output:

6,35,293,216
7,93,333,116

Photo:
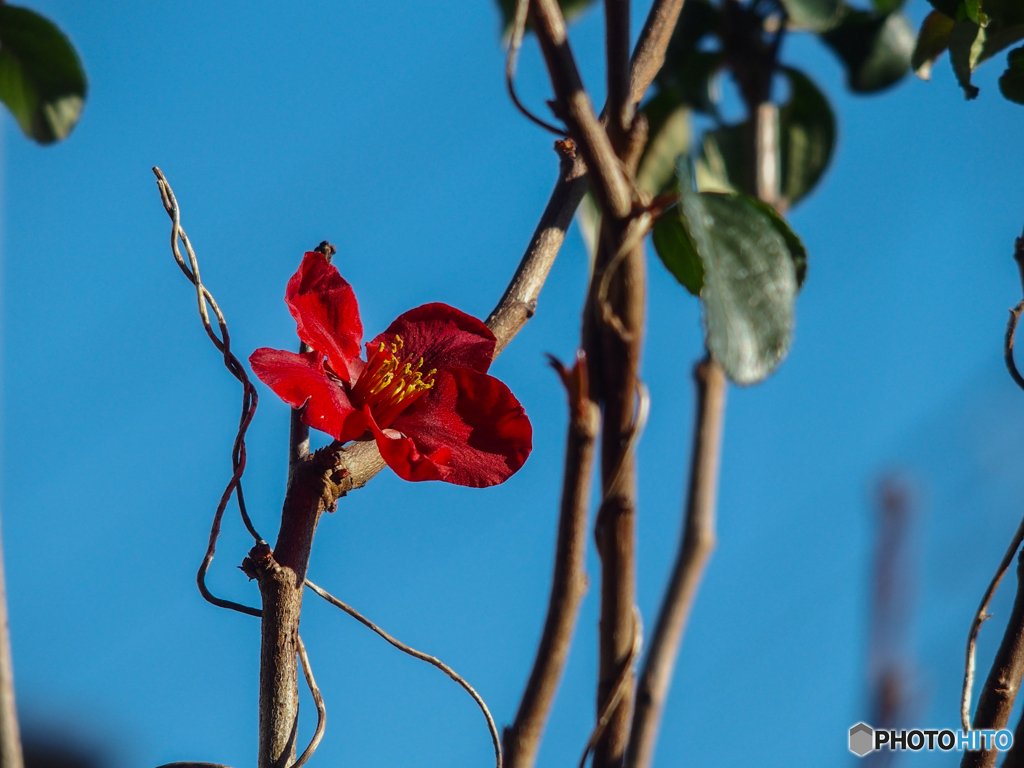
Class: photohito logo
848,723,1013,757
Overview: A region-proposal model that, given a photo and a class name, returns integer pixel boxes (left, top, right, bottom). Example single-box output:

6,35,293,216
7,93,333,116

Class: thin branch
331,0,687,493
964,227,1024,731
0,512,23,768
488,142,588,355
153,167,263,619
507,0,568,136
627,358,725,768
628,0,687,105
290,634,325,768
1005,233,1024,392
579,609,642,768
503,353,600,768
305,579,502,768
605,0,633,151
961,546,1024,768
1004,301,1024,392
155,764,235,767
530,0,633,219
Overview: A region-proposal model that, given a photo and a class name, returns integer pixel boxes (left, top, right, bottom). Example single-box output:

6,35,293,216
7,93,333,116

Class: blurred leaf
0,5,87,144
659,0,722,68
777,67,836,206
999,45,1024,102
979,21,1024,64
781,0,844,31
659,50,723,115
912,10,955,79
949,18,985,97
871,0,908,14
700,68,835,208
652,212,704,295
496,0,596,37
959,0,988,26
822,9,915,93
637,90,692,196
674,158,799,385
746,197,808,287
926,0,960,17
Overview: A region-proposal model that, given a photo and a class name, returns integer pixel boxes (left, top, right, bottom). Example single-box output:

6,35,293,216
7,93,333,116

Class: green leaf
821,10,915,93
658,0,722,68
999,45,1024,102
871,0,908,14
0,5,87,144
780,0,844,32
949,18,985,97
912,10,955,79
496,0,596,38
658,50,723,115
926,0,960,18
637,90,693,197
745,197,808,287
652,212,704,295
699,68,835,208
674,158,800,385
777,67,836,206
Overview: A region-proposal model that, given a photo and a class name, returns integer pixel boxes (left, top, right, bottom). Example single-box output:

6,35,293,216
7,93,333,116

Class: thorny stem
627,359,725,768
0,513,24,768
503,354,600,768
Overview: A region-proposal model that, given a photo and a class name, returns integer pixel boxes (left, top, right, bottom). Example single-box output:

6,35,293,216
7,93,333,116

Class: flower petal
366,407,453,483
389,367,532,487
249,348,367,442
285,252,364,381
371,303,495,374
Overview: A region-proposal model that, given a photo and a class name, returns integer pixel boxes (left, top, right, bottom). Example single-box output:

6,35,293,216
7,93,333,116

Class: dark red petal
285,252,364,381
389,367,532,488
249,348,367,442
370,303,495,374
366,406,453,483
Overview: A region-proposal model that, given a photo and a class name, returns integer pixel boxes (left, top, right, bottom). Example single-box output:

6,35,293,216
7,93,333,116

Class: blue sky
3,1,1024,766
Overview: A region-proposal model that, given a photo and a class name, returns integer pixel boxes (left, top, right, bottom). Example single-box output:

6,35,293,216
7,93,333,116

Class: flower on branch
250,252,533,487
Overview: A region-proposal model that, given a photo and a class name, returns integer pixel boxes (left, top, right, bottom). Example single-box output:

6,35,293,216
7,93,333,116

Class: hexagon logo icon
849,723,874,757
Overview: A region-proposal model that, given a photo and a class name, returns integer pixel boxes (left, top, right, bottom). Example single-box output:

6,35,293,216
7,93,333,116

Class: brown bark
504,357,600,768
626,359,725,768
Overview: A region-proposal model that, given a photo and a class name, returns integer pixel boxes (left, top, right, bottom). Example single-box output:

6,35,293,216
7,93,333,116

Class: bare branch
305,578,502,768
290,634,325,768
1004,301,1024,392
579,609,642,768
628,0,687,105
504,353,599,768
605,0,633,149
0,513,23,768
530,0,633,219
153,167,263,619
488,144,588,354
961,547,1024,768
506,0,568,136
627,358,725,768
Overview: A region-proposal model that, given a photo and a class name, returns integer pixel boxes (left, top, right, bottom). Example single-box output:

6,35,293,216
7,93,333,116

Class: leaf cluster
911,0,1024,101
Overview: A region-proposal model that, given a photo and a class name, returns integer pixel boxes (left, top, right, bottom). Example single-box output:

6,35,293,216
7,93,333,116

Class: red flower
249,252,532,487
